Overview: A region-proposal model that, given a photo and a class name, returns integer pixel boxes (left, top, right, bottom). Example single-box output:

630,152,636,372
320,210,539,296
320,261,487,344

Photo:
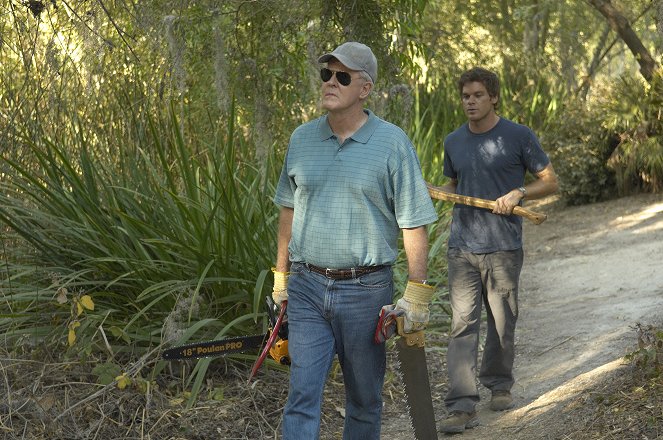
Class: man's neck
468,113,500,134
327,108,368,143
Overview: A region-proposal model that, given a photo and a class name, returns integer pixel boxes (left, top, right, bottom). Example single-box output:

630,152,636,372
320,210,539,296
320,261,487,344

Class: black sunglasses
320,68,353,86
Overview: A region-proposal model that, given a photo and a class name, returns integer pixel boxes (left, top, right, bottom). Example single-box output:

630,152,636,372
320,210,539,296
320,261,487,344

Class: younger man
438,67,558,433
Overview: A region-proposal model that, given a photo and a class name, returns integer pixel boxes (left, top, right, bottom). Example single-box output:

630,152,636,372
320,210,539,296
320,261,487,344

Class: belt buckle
325,268,333,278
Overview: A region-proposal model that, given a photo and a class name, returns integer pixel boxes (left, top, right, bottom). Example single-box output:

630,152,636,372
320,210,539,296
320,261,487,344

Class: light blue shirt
274,110,437,268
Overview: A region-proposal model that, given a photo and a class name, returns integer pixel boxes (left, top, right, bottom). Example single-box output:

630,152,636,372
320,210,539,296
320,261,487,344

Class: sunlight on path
610,201,663,233
501,359,626,433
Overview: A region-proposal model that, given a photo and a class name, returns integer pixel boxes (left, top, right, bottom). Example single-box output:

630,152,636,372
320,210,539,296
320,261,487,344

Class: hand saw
376,307,438,440
161,298,290,377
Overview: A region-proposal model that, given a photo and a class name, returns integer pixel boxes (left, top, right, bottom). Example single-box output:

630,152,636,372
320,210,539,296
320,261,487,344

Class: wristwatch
517,186,527,196
409,278,430,285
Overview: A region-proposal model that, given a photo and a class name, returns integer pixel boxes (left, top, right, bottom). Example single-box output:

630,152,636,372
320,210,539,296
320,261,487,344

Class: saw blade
396,335,438,440
162,334,266,360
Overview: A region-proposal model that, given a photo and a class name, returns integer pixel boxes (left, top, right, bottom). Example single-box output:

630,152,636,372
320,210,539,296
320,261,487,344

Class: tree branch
96,0,140,62
586,0,658,82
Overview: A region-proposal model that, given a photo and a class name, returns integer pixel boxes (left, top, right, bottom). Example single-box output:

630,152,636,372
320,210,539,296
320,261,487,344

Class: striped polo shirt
274,109,437,268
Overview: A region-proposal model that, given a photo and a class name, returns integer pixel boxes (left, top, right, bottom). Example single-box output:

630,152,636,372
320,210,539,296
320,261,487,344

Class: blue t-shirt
274,110,437,268
443,117,550,253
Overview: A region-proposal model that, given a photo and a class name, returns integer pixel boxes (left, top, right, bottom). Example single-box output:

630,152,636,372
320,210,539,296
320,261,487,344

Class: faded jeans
444,248,524,413
282,262,393,440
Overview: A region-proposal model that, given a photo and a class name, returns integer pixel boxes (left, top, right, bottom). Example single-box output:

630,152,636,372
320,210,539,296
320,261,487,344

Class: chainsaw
161,297,289,380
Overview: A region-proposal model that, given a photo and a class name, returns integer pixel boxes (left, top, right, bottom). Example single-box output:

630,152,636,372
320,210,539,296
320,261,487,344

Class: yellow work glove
272,268,289,306
394,281,435,333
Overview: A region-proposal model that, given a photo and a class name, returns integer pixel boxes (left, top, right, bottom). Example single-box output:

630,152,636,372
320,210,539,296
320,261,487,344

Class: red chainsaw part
374,304,404,344
248,300,287,382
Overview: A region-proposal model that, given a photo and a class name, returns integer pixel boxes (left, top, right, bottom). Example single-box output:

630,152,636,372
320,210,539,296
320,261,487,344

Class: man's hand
493,189,525,216
272,268,289,306
494,163,559,216
394,281,435,333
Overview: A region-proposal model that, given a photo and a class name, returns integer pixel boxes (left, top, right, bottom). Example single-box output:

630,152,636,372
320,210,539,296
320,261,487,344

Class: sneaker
438,411,479,433
490,390,513,411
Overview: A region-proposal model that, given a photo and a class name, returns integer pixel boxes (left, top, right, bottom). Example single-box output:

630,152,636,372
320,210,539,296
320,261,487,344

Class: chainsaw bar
162,333,266,360
162,297,288,362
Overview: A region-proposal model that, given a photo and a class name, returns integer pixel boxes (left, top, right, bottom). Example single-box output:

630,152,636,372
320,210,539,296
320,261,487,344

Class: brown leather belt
305,263,386,280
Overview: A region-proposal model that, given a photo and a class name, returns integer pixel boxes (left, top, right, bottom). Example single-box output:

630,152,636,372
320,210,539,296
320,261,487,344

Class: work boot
438,411,479,433
490,390,513,411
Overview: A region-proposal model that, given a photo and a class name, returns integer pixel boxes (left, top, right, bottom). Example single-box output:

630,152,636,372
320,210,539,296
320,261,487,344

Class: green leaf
92,362,123,385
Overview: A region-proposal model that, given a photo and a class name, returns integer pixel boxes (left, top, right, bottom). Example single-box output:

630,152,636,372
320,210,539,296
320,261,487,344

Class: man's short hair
458,67,500,108
357,70,372,83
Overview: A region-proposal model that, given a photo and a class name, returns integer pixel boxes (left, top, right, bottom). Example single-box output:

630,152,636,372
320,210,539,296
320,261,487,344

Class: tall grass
0,103,281,404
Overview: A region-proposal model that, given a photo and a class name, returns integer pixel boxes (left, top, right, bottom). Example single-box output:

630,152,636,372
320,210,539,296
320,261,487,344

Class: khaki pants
444,248,524,413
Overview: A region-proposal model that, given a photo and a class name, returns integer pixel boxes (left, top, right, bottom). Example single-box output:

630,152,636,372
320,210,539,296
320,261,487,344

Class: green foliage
624,323,663,379
93,362,123,385
602,73,663,195
0,104,280,404
542,70,663,205
551,141,616,205
499,65,570,134
544,101,617,205
546,71,663,204
611,135,663,194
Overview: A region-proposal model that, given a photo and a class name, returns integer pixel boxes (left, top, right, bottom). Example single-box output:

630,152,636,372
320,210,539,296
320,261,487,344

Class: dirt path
382,192,663,439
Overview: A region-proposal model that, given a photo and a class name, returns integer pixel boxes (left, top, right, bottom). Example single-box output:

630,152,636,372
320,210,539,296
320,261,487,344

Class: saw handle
426,182,547,225
248,300,288,382
395,316,425,348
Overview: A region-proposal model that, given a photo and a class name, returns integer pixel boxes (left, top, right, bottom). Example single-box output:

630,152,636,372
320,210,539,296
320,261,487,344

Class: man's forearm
276,207,294,272
402,226,429,282
523,163,559,200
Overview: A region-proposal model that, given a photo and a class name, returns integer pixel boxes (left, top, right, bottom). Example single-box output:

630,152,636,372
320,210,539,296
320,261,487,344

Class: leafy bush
529,70,663,205
542,101,616,205
597,72,663,196
609,135,663,194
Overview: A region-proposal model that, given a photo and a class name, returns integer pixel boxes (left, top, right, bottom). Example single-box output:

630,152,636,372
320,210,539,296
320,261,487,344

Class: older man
271,42,438,439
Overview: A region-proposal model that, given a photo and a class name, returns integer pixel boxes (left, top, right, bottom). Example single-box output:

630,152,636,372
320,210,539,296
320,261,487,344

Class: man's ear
359,81,373,100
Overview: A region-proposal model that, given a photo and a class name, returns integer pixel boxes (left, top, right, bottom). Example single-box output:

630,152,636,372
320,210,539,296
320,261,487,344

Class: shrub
544,102,616,205
598,72,663,196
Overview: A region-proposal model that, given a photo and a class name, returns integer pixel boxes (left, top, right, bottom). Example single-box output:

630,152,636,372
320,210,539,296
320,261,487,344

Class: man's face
320,59,370,112
461,81,497,122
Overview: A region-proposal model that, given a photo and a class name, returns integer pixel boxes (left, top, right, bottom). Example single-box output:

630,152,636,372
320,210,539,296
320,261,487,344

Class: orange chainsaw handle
248,300,287,382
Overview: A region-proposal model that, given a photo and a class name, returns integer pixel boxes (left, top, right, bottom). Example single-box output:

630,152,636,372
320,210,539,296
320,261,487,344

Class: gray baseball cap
318,42,378,84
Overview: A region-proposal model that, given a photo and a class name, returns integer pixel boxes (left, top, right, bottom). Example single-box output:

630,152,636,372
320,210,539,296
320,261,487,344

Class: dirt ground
1,192,662,439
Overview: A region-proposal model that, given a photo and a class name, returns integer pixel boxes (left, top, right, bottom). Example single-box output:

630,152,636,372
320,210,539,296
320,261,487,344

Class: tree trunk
658,0,663,41
587,0,659,82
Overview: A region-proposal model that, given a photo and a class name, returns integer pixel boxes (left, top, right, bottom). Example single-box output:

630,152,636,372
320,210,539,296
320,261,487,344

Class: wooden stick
426,182,547,225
